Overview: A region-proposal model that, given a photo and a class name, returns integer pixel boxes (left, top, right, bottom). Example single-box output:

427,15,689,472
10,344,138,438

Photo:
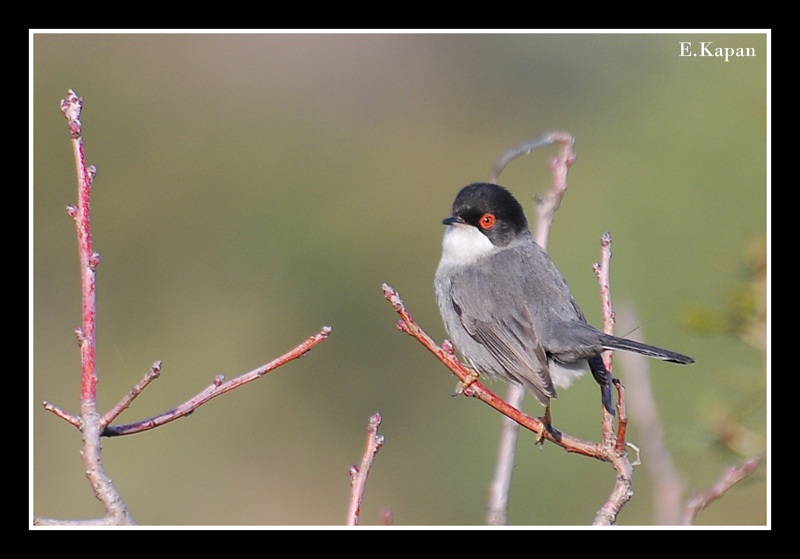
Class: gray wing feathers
450,252,557,405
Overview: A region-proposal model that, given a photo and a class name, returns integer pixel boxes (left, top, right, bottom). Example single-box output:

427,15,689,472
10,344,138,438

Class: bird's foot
535,405,561,445
451,370,480,396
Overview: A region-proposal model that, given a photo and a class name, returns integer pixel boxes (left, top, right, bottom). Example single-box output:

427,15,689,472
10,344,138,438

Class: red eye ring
479,213,496,230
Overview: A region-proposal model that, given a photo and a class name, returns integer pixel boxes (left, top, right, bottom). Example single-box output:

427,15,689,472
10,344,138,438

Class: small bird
434,182,694,420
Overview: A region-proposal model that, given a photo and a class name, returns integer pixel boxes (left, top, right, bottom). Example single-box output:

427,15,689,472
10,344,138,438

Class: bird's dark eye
479,213,496,230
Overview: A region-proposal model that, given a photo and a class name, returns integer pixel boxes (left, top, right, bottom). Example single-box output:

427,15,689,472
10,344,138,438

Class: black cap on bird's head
444,183,530,247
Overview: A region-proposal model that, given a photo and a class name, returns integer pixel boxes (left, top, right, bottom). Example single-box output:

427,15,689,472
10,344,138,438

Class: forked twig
347,413,385,526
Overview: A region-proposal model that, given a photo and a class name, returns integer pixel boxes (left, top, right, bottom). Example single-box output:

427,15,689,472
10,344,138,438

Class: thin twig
102,327,331,437
42,401,81,427
681,457,761,525
101,361,162,428
592,232,627,448
486,131,575,525
50,89,134,525
589,232,635,524
346,413,385,526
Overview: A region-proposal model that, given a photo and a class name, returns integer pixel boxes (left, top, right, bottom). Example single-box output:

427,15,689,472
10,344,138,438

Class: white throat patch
438,224,494,267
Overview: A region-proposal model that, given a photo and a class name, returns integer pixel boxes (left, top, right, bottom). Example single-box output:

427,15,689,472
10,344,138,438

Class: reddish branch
43,90,134,526
36,90,331,526
101,328,331,437
384,284,605,457
346,413,385,526
62,91,100,406
592,232,629,452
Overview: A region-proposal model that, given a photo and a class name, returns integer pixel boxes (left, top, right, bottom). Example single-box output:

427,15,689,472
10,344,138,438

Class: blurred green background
32,32,767,526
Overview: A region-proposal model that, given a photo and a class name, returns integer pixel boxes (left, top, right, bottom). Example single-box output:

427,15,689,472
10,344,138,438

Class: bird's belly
547,360,589,389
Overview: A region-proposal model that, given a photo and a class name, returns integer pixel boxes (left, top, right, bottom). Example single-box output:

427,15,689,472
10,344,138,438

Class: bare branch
588,231,637,524
346,413,385,526
486,131,576,525
681,457,761,525
61,89,99,406
43,326,331,439
42,401,81,427
103,327,331,437
55,89,133,524
592,232,627,448
101,361,162,428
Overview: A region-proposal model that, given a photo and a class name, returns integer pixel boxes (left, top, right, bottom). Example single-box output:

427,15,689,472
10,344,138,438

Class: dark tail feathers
600,335,694,364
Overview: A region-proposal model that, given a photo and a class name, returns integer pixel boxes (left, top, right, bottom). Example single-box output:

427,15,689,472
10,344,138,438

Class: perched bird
434,182,694,418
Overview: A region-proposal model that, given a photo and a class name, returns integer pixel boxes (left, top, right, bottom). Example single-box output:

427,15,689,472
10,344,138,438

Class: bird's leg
589,355,615,416
600,381,615,417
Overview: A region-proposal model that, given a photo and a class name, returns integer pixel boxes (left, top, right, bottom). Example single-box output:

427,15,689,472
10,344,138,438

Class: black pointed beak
442,216,464,226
